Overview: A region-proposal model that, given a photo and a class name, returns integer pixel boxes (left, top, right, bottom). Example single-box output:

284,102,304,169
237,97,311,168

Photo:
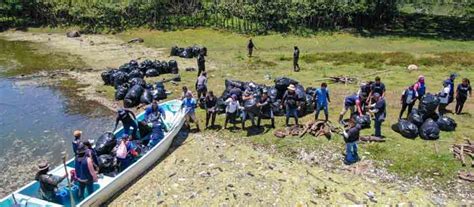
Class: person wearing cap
74,143,98,199
83,140,99,169
369,93,386,138
224,94,240,130
281,84,300,127
256,89,275,128
293,46,300,72
72,130,82,155
341,118,362,165
113,108,138,139
367,76,386,106
455,78,472,114
339,94,363,125
144,100,166,123
35,161,67,201
445,73,457,105
195,71,208,99
181,91,200,131
438,80,451,115
241,89,256,129
197,52,206,77
204,91,217,128
314,82,331,121
399,85,417,119
413,75,426,100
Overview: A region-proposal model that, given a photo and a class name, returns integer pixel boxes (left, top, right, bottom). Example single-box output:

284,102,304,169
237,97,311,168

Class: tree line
0,0,472,39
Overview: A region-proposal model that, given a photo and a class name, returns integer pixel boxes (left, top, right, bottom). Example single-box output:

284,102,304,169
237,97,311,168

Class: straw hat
287,84,296,91
37,161,50,171
73,130,82,137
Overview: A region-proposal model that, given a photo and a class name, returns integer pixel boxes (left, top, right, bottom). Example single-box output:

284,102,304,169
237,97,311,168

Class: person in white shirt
224,94,240,130
438,80,451,115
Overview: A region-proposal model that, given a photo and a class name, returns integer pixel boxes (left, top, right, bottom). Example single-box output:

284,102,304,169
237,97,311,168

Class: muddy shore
1,31,471,205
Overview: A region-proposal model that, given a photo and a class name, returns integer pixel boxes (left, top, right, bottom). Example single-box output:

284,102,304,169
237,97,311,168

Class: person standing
113,108,138,140
455,78,472,114
357,81,372,110
281,84,300,126
314,82,331,121
195,71,208,99
370,93,386,138
413,75,426,101
446,73,457,105
197,52,206,77
35,161,67,201
293,46,300,72
367,76,386,105
181,86,189,100
75,144,98,199
205,91,217,128
241,89,256,129
339,94,363,125
72,130,82,155
247,38,256,57
181,91,200,131
438,80,451,115
224,94,240,130
342,119,362,165
83,140,99,169
256,89,275,128
399,85,417,119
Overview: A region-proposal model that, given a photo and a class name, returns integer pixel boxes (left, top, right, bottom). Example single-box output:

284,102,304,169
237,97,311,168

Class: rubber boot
285,117,290,127
325,113,328,122
271,118,275,128
338,114,344,125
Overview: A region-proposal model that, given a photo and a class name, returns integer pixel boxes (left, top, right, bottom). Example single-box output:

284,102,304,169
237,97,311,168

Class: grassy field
114,28,474,185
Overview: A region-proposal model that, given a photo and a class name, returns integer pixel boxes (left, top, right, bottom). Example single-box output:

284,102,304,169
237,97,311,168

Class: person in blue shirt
144,100,166,123
445,73,457,105
72,130,82,155
113,108,138,140
181,91,200,131
74,143,98,199
370,93,386,138
339,94,363,125
147,117,167,148
399,85,417,119
314,82,331,121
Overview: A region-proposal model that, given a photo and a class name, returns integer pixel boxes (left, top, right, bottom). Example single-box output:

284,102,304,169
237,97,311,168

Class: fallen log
458,171,474,182
359,136,385,142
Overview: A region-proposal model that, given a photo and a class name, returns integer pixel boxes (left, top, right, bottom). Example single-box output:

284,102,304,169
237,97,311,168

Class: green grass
115,28,474,185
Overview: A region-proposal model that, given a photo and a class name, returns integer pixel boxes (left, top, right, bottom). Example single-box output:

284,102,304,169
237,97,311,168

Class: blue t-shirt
144,105,165,121
182,98,197,114
345,95,359,106
315,88,329,106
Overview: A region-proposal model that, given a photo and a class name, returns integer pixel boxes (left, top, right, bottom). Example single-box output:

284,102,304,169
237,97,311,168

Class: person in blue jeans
342,119,361,165
74,144,98,199
281,84,300,126
370,93,386,138
314,82,331,121
113,108,138,139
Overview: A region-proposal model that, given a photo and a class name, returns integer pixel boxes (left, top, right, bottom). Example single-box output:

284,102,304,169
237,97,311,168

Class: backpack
116,141,128,159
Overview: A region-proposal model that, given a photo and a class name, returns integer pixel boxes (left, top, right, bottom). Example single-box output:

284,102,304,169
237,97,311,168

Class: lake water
0,39,113,197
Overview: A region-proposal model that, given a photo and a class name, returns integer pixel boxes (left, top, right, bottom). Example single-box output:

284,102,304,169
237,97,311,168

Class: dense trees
0,0,472,39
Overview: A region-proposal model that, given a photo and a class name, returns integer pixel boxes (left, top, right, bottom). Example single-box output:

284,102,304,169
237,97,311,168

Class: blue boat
0,99,185,207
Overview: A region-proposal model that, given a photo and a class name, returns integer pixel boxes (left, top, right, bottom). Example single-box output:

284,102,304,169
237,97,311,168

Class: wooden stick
62,155,75,206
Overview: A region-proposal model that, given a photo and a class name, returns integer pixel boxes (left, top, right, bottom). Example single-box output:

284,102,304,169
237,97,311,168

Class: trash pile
274,121,341,139
452,140,473,167
101,59,178,107
95,132,118,176
393,93,457,140
216,77,315,117
170,45,207,58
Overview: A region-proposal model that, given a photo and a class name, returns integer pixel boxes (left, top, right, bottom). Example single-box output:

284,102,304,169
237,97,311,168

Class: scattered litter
452,140,474,167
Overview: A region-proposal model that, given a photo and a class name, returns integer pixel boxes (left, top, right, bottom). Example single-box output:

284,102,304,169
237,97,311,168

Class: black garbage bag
115,84,129,101
112,71,128,89
184,47,194,58
140,89,153,105
118,63,131,73
153,60,162,71
395,120,419,139
419,119,440,140
95,132,117,155
124,85,144,108
353,114,371,129
268,87,278,101
161,61,170,74
225,79,244,91
98,154,116,174
305,87,317,97
168,60,178,74
244,98,259,115
145,68,159,77
419,93,440,114
274,77,299,91
305,94,315,113
170,46,179,56
192,46,201,57
129,77,147,88
408,108,424,127
138,121,152,138
272,100,285,116
437,116,457,131
295,84,305,100
140,59,154,69
128,69,144,79
172,75,181,82
201,47,207,56
152,83,167,100
216,97,226,114
101,69,116,85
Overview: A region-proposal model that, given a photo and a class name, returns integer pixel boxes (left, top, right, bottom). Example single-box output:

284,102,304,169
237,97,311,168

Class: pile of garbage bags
216,77,314,117
101,60,174,108
394,93,456,140
170,45,207,58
